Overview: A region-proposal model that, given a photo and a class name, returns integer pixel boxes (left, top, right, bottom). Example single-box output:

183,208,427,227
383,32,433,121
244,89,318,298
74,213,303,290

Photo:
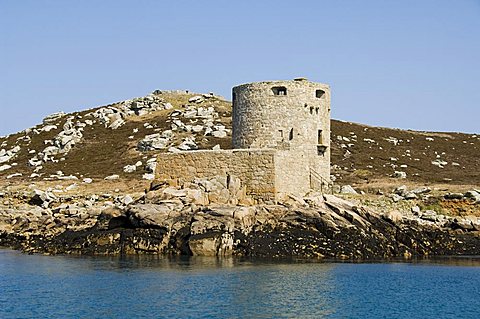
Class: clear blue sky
1,0,479,136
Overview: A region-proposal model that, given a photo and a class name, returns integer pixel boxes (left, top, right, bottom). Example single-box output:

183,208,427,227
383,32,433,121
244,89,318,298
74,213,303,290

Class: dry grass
331,120,480,186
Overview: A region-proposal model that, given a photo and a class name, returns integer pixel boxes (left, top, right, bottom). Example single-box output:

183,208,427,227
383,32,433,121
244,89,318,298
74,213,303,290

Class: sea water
1,249,479,319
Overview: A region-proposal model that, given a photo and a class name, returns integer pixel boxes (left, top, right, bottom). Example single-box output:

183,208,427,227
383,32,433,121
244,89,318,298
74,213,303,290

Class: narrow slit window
318,130,323,144
289,128,294,141
278,129,283,140
316,89,325,98
272,86,287,96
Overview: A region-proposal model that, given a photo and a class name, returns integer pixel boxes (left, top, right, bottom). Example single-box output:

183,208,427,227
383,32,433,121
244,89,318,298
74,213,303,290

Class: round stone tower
232,78,331,192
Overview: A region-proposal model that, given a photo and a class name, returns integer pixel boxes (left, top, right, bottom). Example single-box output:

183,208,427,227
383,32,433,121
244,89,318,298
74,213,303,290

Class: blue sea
1,249,479,319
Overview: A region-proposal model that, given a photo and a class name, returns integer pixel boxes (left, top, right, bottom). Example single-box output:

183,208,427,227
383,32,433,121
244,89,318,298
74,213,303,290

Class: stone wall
274,150,311,197
156,149,277,202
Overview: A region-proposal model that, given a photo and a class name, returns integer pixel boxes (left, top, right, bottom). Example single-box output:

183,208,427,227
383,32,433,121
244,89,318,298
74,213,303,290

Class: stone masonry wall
156,149,277,202
274,150,311,197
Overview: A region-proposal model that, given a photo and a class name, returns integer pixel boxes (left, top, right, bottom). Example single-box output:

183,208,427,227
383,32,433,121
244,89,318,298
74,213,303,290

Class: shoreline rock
1,189,479,259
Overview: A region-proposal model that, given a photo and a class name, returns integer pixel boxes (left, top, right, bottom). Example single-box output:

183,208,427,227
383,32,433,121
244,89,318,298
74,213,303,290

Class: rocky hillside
331,120,480,186
0,91,230,186
1,89,479,258
0,89,478,191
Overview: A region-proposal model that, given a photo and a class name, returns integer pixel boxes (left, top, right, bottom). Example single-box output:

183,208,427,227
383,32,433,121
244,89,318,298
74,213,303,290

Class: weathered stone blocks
156,149,277,202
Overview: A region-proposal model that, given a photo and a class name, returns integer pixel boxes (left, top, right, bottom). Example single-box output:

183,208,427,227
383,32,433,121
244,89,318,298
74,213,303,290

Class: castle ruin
156,78,331,203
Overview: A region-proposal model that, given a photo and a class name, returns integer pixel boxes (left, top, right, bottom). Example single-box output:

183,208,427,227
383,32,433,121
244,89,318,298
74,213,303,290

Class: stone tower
232,78,331,195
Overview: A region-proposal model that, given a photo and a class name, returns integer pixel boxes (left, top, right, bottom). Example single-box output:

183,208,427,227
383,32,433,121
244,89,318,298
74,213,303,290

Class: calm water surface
1,249,479,318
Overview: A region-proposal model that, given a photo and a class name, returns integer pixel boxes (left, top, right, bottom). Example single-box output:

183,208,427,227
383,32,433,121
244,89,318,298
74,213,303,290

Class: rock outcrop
1,183,479,259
